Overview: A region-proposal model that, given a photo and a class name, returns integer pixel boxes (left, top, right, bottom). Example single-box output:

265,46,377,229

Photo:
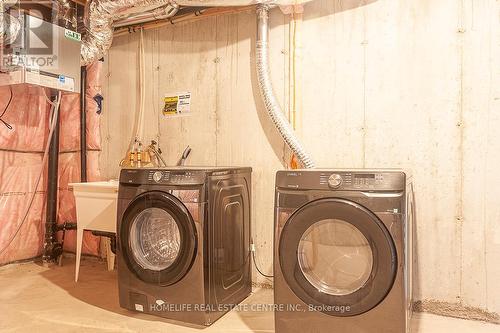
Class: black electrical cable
252,248,274,279
0,86,13,130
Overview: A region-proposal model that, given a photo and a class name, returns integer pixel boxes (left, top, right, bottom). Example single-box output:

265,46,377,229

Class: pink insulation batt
0,62,104,265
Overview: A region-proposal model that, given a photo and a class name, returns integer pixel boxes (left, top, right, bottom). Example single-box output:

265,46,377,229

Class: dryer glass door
279,198,397,317
297,219,373,296
120,191,197,286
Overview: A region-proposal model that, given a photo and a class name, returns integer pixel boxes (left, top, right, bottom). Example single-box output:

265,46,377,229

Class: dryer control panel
276,170,406,191
120,169,206,186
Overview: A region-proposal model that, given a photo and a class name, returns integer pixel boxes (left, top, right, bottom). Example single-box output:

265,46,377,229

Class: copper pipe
113,6,253,37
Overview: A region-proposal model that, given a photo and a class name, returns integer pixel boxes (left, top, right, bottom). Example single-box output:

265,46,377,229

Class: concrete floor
0,259,499,333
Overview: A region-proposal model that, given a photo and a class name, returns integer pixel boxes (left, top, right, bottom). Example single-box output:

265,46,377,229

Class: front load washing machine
117,167,252,326
274,169,415,333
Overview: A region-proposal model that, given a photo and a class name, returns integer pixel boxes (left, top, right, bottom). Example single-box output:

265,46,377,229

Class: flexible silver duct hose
0,2,20,46
256,5,315,168
81,0,316,65
55,0,77,29
81,0,172,65
0,0,16,9
1,1,74,46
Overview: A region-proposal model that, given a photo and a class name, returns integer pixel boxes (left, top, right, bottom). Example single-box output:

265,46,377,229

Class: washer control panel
352,173,385,188
277,170,406,191
120,169,206,186
147,170,205,185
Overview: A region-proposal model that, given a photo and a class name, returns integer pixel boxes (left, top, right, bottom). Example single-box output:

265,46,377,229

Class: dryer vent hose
256,5,315,169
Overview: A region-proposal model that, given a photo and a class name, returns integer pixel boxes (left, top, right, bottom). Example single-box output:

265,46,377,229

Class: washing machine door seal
279,197,397,317
120,191,197,286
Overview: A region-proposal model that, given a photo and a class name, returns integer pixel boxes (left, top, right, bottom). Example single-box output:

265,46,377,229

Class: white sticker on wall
135,304,144,312
163,92,191,116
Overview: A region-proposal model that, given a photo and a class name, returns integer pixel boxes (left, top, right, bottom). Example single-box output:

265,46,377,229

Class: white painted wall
100,0,500,316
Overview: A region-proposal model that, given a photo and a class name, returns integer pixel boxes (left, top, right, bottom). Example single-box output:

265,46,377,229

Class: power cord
0,86,13,130
251,243,274,278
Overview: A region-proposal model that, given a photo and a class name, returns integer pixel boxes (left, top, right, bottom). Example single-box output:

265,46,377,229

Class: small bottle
129,149,136,167
137,143,143,168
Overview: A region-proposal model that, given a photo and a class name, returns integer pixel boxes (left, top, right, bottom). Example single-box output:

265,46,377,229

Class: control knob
328,174,343,189
152,171,163,183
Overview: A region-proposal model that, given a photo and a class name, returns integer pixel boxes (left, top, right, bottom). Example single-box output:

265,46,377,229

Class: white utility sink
69,180,119,282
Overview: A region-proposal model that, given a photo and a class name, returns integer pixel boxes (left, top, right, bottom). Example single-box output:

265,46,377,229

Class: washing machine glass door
121,191,197,286
129,208,181,271
279,198,397,317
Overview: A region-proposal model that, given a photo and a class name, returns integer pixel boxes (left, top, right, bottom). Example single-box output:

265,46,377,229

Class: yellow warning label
163,96,179,115
163,92,192,116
